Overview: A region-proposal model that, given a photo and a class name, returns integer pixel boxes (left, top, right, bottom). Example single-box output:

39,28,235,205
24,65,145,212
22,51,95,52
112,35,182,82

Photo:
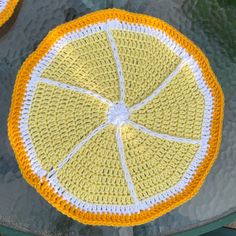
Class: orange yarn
8,9,224,226
0,0,19,27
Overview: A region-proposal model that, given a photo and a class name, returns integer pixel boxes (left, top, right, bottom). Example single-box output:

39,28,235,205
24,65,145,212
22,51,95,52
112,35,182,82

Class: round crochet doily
8,9,224,226
0,0,19,27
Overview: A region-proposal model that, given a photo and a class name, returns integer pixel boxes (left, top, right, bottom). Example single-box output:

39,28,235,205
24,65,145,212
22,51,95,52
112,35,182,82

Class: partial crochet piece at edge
0,0,19,27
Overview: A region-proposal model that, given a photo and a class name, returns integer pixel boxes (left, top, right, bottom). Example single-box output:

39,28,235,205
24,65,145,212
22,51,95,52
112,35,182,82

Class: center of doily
107,103,130,125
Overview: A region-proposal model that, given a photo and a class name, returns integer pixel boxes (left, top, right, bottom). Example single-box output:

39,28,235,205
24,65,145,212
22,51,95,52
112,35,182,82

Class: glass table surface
0,0,236,235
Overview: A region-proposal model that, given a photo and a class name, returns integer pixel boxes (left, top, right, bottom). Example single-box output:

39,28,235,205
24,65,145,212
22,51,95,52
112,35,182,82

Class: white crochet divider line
105,22,141,206
30,20,125,101
19,76,48,178
46,122,109,179
128,120,201,145
0,0,8,12
18,19,214,214
129,59,189,112
115,125,141,209
31,76,113,106
104,22,125,102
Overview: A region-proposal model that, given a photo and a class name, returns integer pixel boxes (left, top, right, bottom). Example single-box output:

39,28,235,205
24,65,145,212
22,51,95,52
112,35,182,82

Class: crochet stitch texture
0,0,19,27
8,9,224,226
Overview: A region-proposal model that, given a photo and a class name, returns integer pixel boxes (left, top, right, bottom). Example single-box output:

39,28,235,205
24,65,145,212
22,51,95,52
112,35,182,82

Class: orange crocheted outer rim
8,9,224,226
0,0,19,27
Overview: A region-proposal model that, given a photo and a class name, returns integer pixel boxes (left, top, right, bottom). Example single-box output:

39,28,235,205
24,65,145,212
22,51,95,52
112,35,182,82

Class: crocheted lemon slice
8,9,224,226
0,0,19,27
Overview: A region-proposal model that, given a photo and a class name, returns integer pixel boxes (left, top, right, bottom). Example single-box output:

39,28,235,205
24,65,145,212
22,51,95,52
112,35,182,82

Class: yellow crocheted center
27,29,205,205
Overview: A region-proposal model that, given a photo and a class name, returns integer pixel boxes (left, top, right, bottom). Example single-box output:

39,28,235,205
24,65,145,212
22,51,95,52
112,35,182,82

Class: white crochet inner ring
107,103,130,125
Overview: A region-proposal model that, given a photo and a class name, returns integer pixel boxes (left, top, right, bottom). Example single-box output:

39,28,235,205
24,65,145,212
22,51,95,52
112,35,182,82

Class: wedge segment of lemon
57,125,133,206
41,31,120,102
131,64,205,140
122,125,200,201
8,9,224,226
111,29,181,106
28,82,108,172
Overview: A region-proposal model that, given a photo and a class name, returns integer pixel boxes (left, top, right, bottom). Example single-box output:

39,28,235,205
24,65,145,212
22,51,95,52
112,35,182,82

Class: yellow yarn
131,64,205,140
42,32,120,102
58,125,133,205
28,82,108,171
111,30,181,106
122,125,199,200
